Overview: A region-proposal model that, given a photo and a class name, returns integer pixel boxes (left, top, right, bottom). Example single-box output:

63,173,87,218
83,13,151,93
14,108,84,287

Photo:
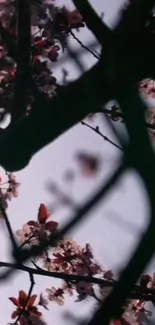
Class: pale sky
0,0,154,324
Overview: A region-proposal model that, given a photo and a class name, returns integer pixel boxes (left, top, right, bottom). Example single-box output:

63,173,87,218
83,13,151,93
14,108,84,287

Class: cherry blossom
75,281,93,302
54,238,80,256
16,223,39,245
0,172,20,218
46,287,64,306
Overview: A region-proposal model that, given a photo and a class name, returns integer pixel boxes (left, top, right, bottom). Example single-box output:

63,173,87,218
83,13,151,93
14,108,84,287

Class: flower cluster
0,0,85,120
41,239,101,276
10,205,155,325
16,203,58,246
11,202,155,325
0,172,19,216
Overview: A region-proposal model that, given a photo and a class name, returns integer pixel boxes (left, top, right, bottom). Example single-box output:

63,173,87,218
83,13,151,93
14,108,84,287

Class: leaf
27,294,37,308
38,293,48,309
11,311,18,319
45,220,58,231
9,297,20,307
38,204,50,223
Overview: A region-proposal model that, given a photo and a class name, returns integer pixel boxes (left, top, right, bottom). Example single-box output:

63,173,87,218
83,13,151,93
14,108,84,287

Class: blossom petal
16,229,24,237
27,295,37,308
11,310,19,319
9,297,21,307
46,288,52,294
23,224,31,232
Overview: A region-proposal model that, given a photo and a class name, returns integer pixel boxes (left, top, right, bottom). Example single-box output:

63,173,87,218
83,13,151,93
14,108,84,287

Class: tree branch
72,0,112,46
0,261,155,302
0,61,111,172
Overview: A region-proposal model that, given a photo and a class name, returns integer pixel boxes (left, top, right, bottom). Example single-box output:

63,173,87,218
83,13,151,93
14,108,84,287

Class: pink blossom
139,79,155,98
75,282,93,301
41,256,56,272
46,287,64,306
81,243,93,260
54,238,81,256
16,224,38,245
50,255,73,273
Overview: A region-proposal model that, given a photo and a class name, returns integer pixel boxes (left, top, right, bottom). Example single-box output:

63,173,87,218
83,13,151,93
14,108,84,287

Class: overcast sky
0,0,155,324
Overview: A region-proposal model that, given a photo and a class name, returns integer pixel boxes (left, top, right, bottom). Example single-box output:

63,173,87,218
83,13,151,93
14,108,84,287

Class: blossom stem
70,30,101,60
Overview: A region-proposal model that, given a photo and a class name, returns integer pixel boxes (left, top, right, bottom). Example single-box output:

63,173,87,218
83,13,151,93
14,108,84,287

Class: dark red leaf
45,220,58,231
9,297,21,307
27,295,37,308
11,310,19,319
38,204,50,223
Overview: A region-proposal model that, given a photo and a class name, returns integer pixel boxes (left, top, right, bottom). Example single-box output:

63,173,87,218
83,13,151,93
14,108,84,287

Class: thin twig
70,30,101,60
18,234,36,250
0,200,17,252
72,0,112,47
81,120,124,151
